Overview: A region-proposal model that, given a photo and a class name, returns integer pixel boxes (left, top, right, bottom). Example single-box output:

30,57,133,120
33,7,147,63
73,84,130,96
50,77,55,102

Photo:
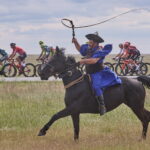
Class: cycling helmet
119,43,123,48
39,41,44,45
10,43,16,46
124,42,130,46
124,42,130,48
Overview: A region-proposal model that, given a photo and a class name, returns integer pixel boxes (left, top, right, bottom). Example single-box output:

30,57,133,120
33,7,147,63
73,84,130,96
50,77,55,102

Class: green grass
0,81,150,150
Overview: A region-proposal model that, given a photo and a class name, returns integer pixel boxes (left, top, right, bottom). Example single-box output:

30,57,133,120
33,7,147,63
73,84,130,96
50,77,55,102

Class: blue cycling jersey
0,49,8,56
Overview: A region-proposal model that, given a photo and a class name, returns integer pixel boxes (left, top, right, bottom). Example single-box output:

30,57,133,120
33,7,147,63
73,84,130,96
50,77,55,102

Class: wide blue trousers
90,66,122,96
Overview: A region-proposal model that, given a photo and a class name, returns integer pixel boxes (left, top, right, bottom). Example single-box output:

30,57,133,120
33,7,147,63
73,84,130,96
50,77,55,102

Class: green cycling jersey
40,44,54,56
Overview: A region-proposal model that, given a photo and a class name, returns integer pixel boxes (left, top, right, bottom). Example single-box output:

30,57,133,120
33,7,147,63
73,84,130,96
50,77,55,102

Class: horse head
38,46,77,80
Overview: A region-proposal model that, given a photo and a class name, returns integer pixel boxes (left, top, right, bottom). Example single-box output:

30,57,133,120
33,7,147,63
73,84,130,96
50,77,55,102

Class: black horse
38,47,150,140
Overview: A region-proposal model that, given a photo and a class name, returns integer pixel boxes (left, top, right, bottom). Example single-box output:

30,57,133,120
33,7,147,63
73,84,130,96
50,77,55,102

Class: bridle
44,60,82,79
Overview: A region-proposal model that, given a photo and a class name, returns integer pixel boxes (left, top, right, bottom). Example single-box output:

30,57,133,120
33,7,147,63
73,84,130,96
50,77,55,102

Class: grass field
0,81,150,150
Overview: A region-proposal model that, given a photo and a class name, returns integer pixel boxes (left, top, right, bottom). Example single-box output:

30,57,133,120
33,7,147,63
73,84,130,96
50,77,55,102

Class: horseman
72,32,122,115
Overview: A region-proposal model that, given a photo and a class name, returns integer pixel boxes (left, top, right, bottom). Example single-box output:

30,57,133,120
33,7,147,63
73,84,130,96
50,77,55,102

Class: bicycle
0,59,8,75
115,56,148,76
35,58,48,76
3,59,36,77
144,62,150,75
104,62,114,71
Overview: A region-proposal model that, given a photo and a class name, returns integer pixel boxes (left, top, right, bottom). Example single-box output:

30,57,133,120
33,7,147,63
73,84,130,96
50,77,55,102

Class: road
0,76,138,82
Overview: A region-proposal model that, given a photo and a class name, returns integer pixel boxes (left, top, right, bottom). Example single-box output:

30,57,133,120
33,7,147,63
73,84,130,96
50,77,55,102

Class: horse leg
38,102,80,137
141,108,150,139
131,107,149,140
71,114,80,141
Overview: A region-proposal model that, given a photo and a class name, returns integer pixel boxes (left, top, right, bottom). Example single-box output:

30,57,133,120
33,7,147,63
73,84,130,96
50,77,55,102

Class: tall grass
0,81,150,150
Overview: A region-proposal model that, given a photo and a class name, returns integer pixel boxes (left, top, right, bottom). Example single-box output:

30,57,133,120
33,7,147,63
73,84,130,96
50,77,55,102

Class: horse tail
137,76,150,89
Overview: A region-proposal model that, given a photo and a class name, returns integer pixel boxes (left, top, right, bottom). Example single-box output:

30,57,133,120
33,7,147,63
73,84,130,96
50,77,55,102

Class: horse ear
55,46,60,55
55,46,64,56
56,46,59,52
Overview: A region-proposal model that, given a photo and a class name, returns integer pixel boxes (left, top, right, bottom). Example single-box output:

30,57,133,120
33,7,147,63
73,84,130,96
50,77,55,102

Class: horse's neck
62,70,83,86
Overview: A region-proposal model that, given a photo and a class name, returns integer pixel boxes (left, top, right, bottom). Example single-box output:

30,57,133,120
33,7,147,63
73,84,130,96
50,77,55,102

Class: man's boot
96,95,107,116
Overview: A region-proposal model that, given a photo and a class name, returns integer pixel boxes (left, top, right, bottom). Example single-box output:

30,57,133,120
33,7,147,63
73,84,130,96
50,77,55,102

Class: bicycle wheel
145,63,150,75
136,63,148,76
0,64,4,75
112,63,117,71
3,63,17,77
104,62,114,71
23,63,36,77
35,64,41,76
115,63,128,76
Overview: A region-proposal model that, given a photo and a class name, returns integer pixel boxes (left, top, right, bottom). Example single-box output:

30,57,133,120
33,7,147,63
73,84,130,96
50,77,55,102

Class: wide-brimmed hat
85,32,104,43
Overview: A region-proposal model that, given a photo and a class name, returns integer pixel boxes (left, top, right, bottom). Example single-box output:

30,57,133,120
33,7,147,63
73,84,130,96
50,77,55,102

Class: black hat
85,32,104,43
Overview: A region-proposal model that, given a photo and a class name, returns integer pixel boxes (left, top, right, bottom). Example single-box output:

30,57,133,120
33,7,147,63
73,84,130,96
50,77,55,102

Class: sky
0,0,150,54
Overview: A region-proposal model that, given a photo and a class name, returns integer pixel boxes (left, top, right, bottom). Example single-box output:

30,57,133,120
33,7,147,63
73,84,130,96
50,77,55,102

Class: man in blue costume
72,32,122,115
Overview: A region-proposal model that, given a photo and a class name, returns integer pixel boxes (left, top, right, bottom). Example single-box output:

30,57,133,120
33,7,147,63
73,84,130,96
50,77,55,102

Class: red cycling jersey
128,45,138,55
129,45,137,50
12,46,26,55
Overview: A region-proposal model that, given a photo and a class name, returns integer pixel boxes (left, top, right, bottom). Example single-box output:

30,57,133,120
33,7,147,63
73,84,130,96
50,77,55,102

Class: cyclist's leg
128,54,135,64
18,53,27,72
135,51,140,62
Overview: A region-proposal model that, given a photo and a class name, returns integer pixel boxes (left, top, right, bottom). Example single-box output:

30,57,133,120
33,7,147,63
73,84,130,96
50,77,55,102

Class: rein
58,63,78,78
64,75,84,89
46,60,80,78
46,61,85,89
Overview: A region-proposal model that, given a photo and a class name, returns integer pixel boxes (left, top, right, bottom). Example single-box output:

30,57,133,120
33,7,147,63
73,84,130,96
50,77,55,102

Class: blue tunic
80,44,122,96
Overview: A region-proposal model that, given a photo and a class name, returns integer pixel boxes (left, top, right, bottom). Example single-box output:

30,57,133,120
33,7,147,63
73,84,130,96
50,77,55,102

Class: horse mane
55,47,64,56
55,46,76,65
66,55,76,65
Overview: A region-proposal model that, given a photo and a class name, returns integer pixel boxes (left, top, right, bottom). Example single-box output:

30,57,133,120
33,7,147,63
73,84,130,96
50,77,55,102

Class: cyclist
121,42,141,70
114,43,124,60
121,42,140,60
9,43,27,74
120,42,130,59
0,48,8,65
37,41,54,62
128,45,140,61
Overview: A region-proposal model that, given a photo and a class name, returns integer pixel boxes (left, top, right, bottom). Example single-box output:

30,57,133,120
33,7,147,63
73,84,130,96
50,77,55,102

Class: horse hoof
138,137,146,142
38,129,46,136
74,138,79,143
74,136,79,143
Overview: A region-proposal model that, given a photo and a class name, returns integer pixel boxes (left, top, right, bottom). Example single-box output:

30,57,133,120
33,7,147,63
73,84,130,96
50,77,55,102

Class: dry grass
1,126,150,150
0,81,150,150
